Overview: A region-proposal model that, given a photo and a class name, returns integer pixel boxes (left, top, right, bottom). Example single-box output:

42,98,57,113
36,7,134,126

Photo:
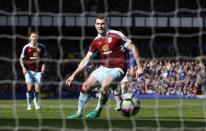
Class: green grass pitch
0,99,206,131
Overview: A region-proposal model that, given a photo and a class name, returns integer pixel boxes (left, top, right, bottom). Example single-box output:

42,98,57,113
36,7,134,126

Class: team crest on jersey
107,37,112,43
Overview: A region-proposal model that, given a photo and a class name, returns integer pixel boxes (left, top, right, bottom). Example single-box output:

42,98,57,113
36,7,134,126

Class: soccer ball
119,93,141,117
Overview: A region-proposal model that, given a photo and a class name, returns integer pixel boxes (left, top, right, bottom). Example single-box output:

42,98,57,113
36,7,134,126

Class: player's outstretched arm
127,43,143,76
66,52,93,86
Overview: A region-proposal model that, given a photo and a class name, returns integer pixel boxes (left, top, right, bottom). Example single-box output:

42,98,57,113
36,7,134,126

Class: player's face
29,33,38,44
95,18,107,35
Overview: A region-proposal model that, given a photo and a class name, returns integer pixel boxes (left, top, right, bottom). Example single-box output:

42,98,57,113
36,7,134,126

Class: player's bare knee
27,88,33,92
35,84,40,92
82,82,91,92
102,83,110,89
27,86,33,92
101,85,110,93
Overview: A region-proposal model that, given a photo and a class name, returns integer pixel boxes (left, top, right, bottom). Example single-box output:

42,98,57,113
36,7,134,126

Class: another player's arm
127,43,143,76
66,52,93,86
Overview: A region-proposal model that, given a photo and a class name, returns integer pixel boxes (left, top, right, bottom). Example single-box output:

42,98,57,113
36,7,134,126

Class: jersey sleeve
110,30,132,48
119,32,131,47
20,45,27,59
39,43,47,57
115,30,131,47
88,40,98,54
42,45,47,57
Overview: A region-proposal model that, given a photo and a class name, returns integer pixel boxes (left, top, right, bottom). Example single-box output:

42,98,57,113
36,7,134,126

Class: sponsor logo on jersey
33,51,39,57
30,57,38,60
102,45,112,55
30,51,39,59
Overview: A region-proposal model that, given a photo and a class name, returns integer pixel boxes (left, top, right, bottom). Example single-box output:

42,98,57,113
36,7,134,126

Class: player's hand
65,75,74,87
136,68,144,77
22,67,27,75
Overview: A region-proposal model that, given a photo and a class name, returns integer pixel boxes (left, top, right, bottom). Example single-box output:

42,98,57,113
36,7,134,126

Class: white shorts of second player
91,66,124,85
24,70,42,84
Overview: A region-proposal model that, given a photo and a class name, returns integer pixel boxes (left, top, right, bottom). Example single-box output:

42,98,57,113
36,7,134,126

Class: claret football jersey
89,29,131,72
20,42,47,72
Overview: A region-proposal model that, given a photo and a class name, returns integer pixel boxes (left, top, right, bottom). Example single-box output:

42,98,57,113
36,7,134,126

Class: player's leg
25,71,34,110
113,74,128,111
112,85,122,111
66,75,97,119
86,76,112,119
26,84,33,110
33,72,42,110
34,84,40,110
120,76,128,94
86,67,124,119
77,75,97,114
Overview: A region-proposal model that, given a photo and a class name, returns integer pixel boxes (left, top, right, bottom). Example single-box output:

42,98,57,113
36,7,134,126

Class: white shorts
91,66,125,84
24,70,42,84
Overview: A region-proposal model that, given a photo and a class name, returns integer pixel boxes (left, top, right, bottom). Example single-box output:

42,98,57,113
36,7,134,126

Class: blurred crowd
0,55,206,97
123,59,206,96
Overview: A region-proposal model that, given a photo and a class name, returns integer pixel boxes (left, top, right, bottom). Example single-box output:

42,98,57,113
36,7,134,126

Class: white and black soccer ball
119,93,141,117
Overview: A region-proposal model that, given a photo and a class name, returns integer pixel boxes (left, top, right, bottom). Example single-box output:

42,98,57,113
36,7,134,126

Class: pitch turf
0,99,206,131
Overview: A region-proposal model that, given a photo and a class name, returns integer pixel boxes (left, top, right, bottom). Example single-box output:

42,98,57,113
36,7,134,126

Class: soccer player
66,16,143,119
123,51,137,92
114,50,137,110
20,31,47,110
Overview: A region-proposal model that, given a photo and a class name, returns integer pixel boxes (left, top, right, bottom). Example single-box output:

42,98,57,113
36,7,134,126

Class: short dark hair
96,15,105,20
28,31,37,37
95,15,107,22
